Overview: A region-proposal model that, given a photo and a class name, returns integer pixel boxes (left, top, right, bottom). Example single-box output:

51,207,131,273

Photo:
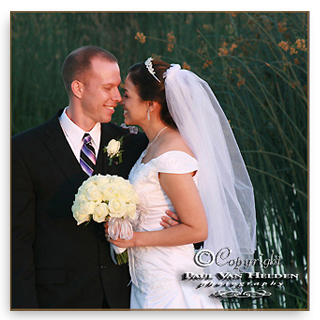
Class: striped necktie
80,133,96,176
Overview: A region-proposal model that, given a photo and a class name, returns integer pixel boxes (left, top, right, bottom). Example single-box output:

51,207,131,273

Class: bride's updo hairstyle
127,59,177,129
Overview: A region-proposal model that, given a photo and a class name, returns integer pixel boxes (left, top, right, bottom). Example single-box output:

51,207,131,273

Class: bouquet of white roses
71,174,139,264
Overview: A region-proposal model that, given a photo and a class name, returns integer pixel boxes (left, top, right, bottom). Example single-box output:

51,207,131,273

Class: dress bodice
128,150,199,231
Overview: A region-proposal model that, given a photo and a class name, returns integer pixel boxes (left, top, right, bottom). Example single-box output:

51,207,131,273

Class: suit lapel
44,111,86,182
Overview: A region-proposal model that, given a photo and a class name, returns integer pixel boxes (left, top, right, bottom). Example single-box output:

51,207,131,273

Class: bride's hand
106,231,138,248
103,220,109,238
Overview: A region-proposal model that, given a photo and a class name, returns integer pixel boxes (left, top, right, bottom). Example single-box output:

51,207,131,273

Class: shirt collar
59,107,101,151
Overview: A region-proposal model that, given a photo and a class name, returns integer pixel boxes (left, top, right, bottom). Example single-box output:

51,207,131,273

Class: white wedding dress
127,149,223,309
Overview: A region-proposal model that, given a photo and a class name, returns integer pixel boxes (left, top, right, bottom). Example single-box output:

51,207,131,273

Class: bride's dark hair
127,59,177,129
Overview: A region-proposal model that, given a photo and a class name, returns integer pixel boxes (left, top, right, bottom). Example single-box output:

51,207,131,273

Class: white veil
164,64,256,277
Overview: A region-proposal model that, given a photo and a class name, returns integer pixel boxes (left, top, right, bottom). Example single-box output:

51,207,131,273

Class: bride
107,58,256,309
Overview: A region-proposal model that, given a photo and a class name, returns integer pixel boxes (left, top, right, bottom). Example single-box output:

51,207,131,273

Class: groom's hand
160,210,180,228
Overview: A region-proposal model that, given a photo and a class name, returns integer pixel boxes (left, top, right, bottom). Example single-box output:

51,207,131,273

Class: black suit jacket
11,110,148,309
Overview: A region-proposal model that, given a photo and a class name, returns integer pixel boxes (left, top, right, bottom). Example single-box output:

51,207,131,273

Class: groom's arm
11,143,39,309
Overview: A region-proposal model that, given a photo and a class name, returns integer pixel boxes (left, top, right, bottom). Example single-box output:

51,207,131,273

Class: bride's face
122,75,148,126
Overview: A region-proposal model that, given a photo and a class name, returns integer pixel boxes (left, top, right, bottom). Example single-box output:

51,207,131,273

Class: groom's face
80,58,122,124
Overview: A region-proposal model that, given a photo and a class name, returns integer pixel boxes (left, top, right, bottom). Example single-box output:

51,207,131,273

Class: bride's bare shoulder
157,129,195,158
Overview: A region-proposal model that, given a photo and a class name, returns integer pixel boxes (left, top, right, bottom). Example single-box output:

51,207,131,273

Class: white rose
118,183,136,202
79,177,95,189
78,180,93,196
74,189,88,202
73,211,90,225
109,175,125,185
82,184,103,202
93,202,109,223
72,200,96,225
82,201,97,214
108,198,127,218
89,175,115,199
101,183,118,200
107,139,121,157
90,174,111,185
125,203,137,220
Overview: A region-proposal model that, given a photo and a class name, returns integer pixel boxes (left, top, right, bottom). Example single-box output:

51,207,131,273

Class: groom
11,46,150,309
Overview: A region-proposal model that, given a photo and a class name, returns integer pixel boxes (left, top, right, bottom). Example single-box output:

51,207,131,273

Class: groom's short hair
61,46,118,94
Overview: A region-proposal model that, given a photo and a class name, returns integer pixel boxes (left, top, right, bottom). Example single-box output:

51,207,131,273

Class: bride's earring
147,109,150,121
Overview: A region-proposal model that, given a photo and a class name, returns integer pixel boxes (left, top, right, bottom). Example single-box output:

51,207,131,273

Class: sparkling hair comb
144,57,161,82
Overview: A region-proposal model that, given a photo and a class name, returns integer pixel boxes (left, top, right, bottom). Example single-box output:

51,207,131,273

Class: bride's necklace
146,126,168,151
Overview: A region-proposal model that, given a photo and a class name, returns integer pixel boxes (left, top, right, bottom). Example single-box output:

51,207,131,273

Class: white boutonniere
103,138,123,166
103,124,138,166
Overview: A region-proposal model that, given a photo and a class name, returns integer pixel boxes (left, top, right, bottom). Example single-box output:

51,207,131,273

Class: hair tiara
144,57,161,83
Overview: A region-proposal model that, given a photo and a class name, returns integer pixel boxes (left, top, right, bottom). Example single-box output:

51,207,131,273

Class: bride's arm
107,172,208,248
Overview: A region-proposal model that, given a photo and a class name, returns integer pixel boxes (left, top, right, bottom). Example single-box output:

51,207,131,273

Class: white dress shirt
59,107,101,162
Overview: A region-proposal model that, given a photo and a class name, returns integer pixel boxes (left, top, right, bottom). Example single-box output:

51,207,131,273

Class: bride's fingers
106,236,115,243
107,238,129,249
104,222,110,237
